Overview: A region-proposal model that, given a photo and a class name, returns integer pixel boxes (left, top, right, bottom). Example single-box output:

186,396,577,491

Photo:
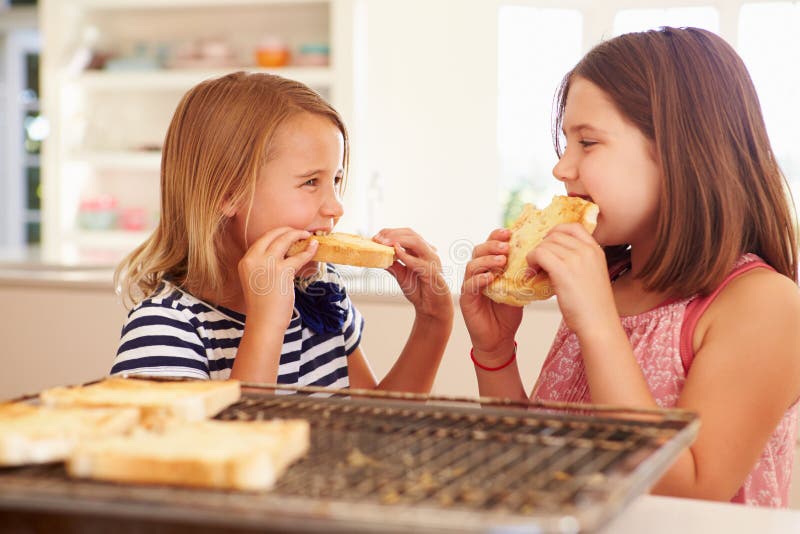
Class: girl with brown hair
462,27,800,506
112,72,453,394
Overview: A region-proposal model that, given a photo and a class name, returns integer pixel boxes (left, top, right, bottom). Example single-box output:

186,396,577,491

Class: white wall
0,278,560,400
353,293,560,398
346,0,500,282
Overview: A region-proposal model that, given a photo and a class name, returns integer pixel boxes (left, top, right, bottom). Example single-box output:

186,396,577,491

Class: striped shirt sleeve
342,292,364,356
110,301,210,379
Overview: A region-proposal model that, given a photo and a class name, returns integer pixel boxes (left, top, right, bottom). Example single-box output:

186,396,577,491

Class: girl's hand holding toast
460,229,523,360
374,228,453,324
237,227,319,332
526,223,617,338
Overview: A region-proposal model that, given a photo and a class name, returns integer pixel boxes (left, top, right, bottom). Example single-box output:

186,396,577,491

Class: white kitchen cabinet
40,0,357,264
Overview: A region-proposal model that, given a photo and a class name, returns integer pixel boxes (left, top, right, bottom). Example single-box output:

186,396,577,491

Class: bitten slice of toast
0,403,139,466
288,232,395,269
39,378,241,422
484,195,599,306
68,419,311,491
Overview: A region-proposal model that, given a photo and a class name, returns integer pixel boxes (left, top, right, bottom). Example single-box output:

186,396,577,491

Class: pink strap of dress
679,259,773,373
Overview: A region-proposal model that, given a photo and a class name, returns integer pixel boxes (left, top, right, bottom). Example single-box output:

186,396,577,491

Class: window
738,1,800,202
0,27,41,248
497,6,582,225
613,6,720,35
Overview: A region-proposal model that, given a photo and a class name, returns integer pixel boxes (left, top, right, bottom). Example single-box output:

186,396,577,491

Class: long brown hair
553,27,798,296
115,72,349,306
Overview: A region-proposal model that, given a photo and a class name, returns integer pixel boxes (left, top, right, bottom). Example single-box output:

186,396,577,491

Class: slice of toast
484,195,599,306
288,232,395,269
68,419,311,491
0,402,139,466
39,378,241,423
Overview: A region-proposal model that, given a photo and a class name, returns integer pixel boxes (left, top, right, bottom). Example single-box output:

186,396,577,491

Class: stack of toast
0,377,309,491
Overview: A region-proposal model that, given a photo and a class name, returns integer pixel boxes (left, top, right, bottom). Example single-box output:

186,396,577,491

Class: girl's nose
322,189,345,218
552,152,578,183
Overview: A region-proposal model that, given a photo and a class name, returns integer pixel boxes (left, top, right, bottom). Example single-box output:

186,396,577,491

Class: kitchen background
0,0,799,506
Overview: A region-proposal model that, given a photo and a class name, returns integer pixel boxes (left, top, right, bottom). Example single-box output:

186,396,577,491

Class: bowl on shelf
78,195,117,231
294,43,330,67
255,37,290,67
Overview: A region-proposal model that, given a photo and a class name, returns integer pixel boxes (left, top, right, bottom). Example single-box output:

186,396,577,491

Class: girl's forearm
229,319,285,383
376,313,453,393
577,321,658,408
472,343,527,401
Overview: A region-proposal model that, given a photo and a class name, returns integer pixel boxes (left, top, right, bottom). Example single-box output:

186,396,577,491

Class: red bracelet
470,341,517,371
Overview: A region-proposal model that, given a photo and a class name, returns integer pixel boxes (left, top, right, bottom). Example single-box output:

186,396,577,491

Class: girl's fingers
542,230,583,253
526,243,570,281
283,240,318,271
374,228,436,258
268,229,317,258
386,260,406,281
464,254,506,279
549,223,598,246
393,243,431,273
487,228,512,242
471,240,510,260
249,227,307,255
373,227,415,245
461,271,495,296
378,232,426,255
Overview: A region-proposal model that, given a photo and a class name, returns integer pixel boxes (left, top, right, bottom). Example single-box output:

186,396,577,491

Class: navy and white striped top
111,265,363,391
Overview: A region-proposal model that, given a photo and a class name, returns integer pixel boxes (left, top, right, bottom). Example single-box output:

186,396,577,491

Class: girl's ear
221,198,238,218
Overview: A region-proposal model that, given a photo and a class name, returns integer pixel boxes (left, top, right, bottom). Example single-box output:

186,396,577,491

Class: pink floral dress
531,254,798,507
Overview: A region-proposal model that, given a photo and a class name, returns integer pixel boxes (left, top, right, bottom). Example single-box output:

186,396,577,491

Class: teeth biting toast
484,196,599,306
288,232,395,269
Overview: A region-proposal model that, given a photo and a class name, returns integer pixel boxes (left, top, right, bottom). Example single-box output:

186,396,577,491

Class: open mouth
312,230,332,236
569,193,594,203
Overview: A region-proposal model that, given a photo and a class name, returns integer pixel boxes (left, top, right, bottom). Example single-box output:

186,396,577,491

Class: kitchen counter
2,493,798,533
602,495,800,533
0,247,117,290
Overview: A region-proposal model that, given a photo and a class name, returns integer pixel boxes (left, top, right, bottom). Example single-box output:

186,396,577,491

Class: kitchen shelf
41,0,354,264
77,67,334,91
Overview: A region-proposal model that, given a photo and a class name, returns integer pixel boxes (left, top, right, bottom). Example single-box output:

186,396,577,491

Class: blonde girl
113,72,453,393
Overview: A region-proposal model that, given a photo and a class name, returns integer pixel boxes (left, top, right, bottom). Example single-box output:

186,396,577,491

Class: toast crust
484,196,599,306
0,404,140,466
288,232,395,269
68,419,311,491
39,378,241,422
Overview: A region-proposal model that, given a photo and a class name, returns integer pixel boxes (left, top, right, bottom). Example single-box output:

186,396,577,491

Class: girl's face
553,77,662,249
230,112,345,276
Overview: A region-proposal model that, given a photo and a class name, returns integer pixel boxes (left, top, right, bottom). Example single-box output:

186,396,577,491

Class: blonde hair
115,72,349,307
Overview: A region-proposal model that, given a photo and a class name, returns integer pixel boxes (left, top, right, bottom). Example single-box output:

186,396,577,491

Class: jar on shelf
295,43,330,67
119,207,148,232
78,194,117,231
255,37,290,68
